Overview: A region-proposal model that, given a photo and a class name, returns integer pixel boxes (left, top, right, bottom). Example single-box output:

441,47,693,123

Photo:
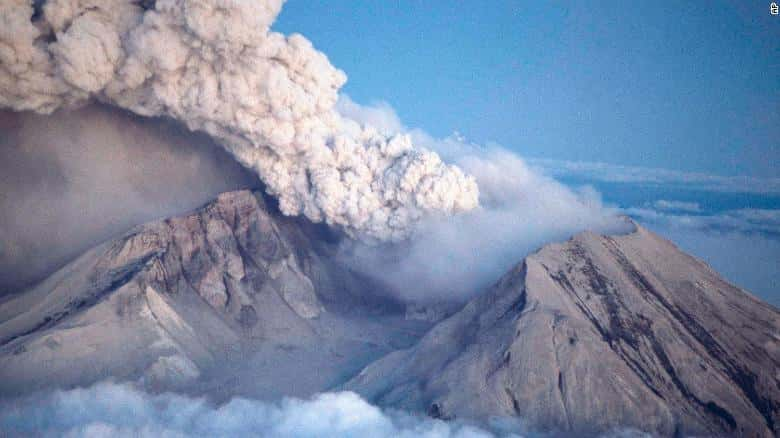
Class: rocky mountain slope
0,190,423,399
346,224,780,436
0,189,777,436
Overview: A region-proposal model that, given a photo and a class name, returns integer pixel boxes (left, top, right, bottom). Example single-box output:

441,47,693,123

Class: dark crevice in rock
486,348,511,381
238,305,258,329
497,291,527,322
607,241,775,432
134,0,156,11
1,314,61,348
558,372,564,395
546,265,665,401
1,251,151,347
551,316,572,431
704,401,737,431
504,388,522,416
569,243,646,353
427,402,455,421
31,0,46,21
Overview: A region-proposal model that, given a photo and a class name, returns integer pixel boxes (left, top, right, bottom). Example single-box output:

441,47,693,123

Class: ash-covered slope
346,223,780,437
0,190,421,399
2,190,778,436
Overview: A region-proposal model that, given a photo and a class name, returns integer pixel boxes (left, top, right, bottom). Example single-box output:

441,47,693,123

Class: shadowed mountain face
0,190,777,436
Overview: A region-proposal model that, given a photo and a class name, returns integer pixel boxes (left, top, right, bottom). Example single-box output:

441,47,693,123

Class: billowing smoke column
0,0,478,241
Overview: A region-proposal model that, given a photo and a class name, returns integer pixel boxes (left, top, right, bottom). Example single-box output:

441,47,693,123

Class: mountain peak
347,220,780,436
0,189,414,398
0,191,777,436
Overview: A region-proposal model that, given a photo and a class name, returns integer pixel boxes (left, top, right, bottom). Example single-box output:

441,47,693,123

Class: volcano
0,190,777,436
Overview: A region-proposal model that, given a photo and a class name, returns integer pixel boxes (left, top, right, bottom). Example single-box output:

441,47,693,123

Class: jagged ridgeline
1,1,778,437
0,190,777,436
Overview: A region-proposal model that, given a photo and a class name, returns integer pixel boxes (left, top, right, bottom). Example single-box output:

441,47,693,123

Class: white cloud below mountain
0,382,653,438
0,382,519,438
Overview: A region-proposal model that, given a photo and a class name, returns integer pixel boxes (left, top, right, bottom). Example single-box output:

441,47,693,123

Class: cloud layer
620,203,780,307
0,0,477,242
626,206,780,238
0,382,525,438
525,156,780,307
531,159,780,194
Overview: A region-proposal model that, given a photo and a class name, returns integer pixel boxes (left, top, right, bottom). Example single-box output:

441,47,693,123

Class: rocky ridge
0,190,778,437
346,224,780,437
0,190,417,398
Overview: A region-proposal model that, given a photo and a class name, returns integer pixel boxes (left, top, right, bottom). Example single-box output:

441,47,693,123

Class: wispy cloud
336,96,779,307
650,200,701,213
625,207,780,238
638,221,780,308
529,158,780,195
336,97,629,303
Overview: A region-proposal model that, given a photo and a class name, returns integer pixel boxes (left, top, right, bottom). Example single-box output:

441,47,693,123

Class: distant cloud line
624,206,780,238
651,200,702,213
529,159,780,195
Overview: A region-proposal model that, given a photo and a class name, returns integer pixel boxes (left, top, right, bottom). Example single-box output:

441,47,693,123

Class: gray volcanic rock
1,190,778,437
0,190,421,399
346,223,780,437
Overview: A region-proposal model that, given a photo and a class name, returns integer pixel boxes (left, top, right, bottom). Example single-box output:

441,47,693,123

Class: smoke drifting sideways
0,382,523,438
337,97,630,303
0,105,258,294
0,0,478,242
0,0,626,302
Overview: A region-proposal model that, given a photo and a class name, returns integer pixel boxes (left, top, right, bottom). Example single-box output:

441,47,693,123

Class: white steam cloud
0,0,478,241
0,382,525,438
337,98,630,303
0,0,628,301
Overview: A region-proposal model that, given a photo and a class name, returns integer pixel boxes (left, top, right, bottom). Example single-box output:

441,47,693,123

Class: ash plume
0,104,257,294
0,0,478,241
335,99,630,303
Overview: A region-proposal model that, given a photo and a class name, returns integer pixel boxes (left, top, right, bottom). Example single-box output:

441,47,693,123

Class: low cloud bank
0,382,653,438
0,382,522,438
514,153,780,307
652,225,780,308
623,204,780,307
626,206,780,238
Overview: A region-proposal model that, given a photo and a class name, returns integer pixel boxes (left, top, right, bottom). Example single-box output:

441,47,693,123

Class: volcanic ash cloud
0,0,478,241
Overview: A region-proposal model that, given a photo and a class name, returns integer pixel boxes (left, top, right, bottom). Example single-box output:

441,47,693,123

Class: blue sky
275,0,778,178
276,1,779,306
